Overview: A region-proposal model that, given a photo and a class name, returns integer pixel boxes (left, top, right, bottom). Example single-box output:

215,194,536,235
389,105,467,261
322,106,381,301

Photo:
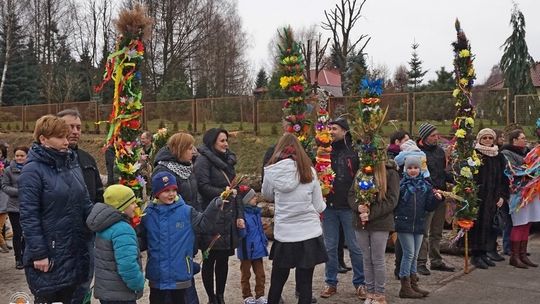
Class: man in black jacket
58,109,104,304
416,123,455,275
320,118,366,299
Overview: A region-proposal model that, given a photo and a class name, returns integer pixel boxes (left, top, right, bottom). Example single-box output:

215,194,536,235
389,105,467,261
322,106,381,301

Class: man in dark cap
320,117,367,300
416,123,455,275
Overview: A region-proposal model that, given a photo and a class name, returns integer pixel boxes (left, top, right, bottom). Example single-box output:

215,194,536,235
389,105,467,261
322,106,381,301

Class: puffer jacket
140,196,222,289
348,160,400,231
194,139,242,251
262,158,326,242
19,143,93,296
1,160,23,212
417,140,452,191
326,138,359,209
153,146,201,211
237,205,268,260
86,203,144,301
394,174,440,234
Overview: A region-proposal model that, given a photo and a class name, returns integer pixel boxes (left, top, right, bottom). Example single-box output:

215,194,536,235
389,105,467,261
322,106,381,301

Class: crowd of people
0,110,539,304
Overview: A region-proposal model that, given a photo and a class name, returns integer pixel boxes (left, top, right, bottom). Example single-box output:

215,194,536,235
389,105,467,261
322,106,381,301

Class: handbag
492,207,507,231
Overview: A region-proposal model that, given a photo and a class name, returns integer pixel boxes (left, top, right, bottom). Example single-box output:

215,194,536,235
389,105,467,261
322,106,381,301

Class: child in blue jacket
141,171,225,304
86,184,145,304
236,186,269,304
394,156,442,299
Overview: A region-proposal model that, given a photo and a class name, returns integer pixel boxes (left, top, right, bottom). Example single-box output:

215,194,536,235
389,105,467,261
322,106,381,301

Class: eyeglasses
481,136,494,140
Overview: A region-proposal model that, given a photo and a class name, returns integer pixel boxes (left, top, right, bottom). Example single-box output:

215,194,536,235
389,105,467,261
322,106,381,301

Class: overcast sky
237,0,540,84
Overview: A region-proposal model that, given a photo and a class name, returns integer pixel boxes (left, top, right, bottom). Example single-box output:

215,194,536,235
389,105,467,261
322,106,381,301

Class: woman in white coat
262,133,327,304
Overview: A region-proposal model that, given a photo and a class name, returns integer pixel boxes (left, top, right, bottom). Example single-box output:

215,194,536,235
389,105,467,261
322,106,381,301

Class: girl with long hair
262,133,327,304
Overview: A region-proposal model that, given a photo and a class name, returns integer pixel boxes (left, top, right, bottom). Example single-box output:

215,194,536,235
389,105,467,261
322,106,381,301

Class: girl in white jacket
262,133,327,304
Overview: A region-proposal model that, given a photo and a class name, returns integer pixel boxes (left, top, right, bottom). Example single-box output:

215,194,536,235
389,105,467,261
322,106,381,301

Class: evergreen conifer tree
407,42,428,91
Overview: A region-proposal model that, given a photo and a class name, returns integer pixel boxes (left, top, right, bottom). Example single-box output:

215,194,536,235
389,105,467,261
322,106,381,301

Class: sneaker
255,296,267,304
243,297,257,304
356,285,367,300
417,264,431,275
320,285,337,298
430,263,455,272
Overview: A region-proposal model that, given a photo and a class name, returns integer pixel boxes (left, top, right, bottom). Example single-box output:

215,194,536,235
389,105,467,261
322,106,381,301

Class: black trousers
34,285,77,304
268,267,315,304
8,212,24,261
150,288,186,304
201,249,230,298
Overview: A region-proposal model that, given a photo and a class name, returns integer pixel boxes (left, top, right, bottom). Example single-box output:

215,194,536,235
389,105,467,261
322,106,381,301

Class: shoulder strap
220,169,231,186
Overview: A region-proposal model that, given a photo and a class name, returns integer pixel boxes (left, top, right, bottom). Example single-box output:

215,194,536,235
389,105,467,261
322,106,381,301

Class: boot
371,293,387,304
216,294,225,304
15,260,24,270
0,243,9,253
399,277,423,298
509,241,528,269
207,295,218,304
520,240,538,267
410,273,429,297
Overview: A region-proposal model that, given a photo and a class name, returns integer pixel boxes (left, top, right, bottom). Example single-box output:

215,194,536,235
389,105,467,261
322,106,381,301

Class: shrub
7,123,12,131
187,122,193,133
173,121,179,132
158,120,166,129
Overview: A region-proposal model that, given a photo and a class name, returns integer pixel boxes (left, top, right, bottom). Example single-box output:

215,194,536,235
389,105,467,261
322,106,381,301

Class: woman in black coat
470,128,509,269
194,128,243,304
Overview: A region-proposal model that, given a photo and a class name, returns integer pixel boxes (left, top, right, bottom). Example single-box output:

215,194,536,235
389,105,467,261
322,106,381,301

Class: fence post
253,97,259,135
192,98,197,134
513,95,517,124
22,105,26,132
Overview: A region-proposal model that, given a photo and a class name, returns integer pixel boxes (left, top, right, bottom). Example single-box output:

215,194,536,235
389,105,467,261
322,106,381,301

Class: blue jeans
398,233,423,278
100,301,136,304
322,208,364,287
502,212,513,254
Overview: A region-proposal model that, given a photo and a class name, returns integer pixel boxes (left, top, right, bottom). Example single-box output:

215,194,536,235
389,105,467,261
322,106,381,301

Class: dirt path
1,237,468,304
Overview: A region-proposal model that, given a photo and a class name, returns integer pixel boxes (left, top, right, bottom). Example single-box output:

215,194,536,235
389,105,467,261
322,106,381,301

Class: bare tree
393,64,409,93
322,0,370,71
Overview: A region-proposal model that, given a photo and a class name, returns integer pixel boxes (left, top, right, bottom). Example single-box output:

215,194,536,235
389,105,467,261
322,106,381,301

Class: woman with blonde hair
262,133,327,304
153,132,201,304
349,157,400,304
153,132,200,210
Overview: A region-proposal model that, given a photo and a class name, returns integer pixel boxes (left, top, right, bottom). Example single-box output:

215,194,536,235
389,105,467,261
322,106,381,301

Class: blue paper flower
536,118,540,129
360,77,384,97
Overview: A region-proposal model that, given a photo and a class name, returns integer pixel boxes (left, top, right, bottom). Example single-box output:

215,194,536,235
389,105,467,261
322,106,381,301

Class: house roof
309,68,342,97
486,62,540,89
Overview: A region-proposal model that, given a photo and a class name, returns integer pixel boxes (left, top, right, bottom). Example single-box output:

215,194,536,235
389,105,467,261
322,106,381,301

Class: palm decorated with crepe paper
351,77,388,227
277,27,314,158
314,89,335,197
95,5,152,226
451,19,479,222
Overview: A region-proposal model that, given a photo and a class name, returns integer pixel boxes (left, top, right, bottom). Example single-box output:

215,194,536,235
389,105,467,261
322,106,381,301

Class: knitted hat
238,186,256,205
418,123,437,141
476,128,496,141
404,156,422,169
400,139,420,152
152,171,178,197
329,117,350,131
103,184,137,211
